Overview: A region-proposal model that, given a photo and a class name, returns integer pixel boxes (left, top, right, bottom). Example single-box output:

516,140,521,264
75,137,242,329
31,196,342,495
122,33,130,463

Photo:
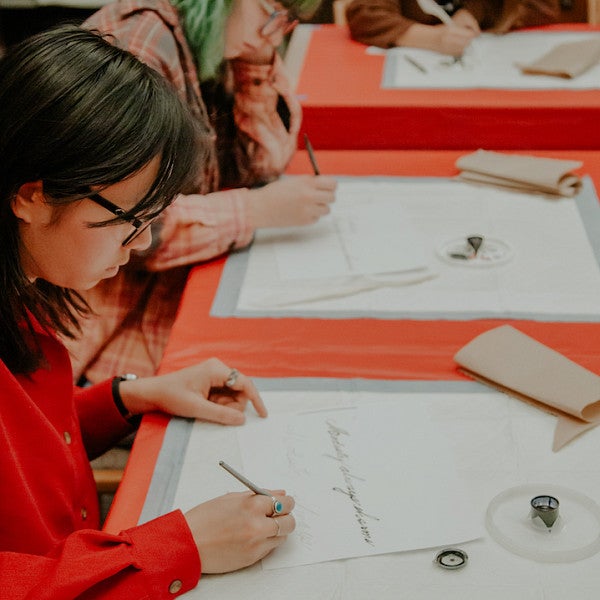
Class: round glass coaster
486,483,600,563
437,237,513,267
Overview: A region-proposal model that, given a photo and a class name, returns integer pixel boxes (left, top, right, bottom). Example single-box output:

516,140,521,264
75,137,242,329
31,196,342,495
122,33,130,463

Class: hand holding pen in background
246,134,336,228
304,133,321,175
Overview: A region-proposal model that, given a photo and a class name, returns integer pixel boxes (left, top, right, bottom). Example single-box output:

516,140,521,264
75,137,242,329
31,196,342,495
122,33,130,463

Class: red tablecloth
106,149,600,533
295,24,600,150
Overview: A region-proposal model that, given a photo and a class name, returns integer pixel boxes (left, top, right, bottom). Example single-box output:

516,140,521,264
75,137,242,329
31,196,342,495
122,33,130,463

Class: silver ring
224,368,239,388
272,518,281,537
271,496,283,516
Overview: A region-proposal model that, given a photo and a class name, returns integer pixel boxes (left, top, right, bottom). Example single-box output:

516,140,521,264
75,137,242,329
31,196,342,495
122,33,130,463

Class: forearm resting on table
396,20,479,56
144,189,255,271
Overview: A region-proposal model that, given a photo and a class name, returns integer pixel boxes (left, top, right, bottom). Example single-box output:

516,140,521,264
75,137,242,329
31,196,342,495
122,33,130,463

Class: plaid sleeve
228,53,301,182
144,188,255,271
84,1,194,110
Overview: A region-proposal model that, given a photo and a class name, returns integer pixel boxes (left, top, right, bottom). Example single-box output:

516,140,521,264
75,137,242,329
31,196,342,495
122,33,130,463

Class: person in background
64,0,336,385
0,25,294,598
345,0,560,56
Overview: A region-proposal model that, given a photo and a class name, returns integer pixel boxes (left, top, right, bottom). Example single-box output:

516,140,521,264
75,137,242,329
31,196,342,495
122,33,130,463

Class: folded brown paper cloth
518,37,600,79
456,149,582,197
454,325,600,451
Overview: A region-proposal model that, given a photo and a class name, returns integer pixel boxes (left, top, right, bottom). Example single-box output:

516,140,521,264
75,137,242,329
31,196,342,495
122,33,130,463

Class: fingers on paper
314,175,338,193
211,361,268,419
193,398,247,426
242,377,268,417
312,203,332,219
222,374,267,418
268,514,296,539
315,190,336,207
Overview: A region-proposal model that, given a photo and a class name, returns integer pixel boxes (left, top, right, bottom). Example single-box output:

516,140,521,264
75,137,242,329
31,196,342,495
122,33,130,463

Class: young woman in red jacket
0,25,294,599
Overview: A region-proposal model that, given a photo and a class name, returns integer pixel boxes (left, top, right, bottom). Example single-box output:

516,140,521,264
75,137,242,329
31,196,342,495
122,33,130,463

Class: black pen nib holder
467,235,484,256
437,236,512,267
530,495,560,530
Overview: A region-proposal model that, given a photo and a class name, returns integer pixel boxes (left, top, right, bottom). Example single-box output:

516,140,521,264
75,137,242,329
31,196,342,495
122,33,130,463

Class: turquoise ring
271,496,283,516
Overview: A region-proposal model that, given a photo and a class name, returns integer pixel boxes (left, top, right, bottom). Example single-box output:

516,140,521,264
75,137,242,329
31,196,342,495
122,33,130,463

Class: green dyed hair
171,0,322,81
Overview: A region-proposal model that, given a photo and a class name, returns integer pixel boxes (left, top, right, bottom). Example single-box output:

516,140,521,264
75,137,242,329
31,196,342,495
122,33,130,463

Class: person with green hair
173,0,319,80
69,0,335,387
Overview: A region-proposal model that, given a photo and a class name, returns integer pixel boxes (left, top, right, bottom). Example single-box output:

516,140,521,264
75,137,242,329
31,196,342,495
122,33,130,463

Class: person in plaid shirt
66,0,335,384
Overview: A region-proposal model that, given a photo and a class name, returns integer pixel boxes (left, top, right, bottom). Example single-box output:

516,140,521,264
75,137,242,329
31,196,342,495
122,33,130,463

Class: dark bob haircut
0,25,203,373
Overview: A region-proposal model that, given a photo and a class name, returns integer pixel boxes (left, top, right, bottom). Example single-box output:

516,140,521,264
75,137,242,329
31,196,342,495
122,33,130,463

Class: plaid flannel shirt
64,0,299,381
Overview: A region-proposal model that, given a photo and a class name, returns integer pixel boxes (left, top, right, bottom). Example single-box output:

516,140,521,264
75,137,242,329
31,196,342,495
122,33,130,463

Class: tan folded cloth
519,37,600,79
454,325,600,451
456,149,582,197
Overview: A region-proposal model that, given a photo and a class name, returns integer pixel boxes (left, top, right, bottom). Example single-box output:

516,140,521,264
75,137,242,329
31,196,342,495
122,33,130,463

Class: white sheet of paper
384,31,600,89
236,178,600,316
235,400,481,569
268,199,429,280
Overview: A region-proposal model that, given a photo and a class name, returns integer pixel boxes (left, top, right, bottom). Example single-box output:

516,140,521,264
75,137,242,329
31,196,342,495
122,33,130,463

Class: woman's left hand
118,358,267,425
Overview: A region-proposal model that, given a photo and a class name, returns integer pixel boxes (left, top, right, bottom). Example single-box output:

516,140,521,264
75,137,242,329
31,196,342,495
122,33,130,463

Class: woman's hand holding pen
441,10,480,57
397,20,478,57
248,174,337,228
184,490,296,573
435,22,479,56
116,358,267,426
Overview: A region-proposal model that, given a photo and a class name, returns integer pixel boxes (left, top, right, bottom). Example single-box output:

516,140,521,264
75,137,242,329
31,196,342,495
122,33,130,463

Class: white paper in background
236,178,600,317
384,31,600,89
271,199,429,280
236,401,482,569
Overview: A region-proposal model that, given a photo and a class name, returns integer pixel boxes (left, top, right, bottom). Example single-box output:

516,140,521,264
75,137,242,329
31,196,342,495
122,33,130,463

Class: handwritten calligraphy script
234,394,482,569
327,420,379,545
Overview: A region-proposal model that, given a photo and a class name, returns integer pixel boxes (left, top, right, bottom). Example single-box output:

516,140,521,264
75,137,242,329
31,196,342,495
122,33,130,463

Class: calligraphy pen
219,460,284,513
416,0,465,65
303,133,321,176
404,54,428,74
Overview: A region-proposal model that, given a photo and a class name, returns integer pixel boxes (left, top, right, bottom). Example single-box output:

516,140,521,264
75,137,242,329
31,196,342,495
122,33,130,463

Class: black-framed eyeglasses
88,192,155,247
258,0,298,38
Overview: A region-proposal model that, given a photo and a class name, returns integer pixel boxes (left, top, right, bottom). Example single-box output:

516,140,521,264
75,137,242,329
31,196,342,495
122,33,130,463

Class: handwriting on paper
233,394,482,569
326,420,379,545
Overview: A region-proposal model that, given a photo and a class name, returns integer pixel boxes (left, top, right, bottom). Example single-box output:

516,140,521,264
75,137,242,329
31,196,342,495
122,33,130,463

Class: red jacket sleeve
74,378,136,460
0,511,200,599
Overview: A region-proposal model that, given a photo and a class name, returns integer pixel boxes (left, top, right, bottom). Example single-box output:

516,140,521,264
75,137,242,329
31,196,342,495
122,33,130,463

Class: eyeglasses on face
258,0,299,38
87,192,155,247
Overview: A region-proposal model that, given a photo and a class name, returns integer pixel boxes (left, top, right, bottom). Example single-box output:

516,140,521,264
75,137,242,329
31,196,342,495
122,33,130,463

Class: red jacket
0,324,200,598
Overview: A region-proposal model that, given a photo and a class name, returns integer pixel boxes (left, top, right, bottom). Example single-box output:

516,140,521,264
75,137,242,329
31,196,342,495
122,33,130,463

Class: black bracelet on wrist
111,375,142,427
